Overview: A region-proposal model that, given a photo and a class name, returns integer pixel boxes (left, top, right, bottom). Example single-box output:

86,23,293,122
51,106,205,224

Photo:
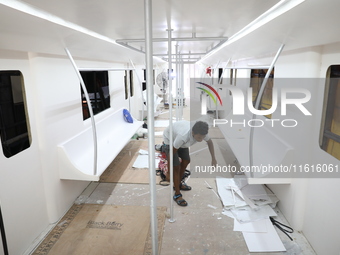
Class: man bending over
163,120,217,206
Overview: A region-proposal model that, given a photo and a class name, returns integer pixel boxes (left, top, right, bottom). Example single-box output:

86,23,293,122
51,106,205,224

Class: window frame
249,69,274,119
0,70,31,158
320,65,340,160
80,71,110,120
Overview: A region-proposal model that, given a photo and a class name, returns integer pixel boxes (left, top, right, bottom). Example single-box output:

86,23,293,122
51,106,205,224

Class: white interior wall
252,45,340,254
301,43,340,255
0,52,143,255
235,48,320,229
268,48,322,228
218,46,340,254
0,51,49,255
28,54,91,223
28,53,137,221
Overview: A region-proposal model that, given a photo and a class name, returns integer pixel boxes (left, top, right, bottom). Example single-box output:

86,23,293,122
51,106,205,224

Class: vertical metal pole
144,1,158,254
216,58,231,120
249,44,284,177
214,60,220,119
180,55,184,120
175,44,179,121
65,48,98,175
167,28,175,223
218,58,231,84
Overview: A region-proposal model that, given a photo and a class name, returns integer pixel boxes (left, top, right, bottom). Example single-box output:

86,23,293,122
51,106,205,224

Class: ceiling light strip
0,0,119,46
198,0,305,63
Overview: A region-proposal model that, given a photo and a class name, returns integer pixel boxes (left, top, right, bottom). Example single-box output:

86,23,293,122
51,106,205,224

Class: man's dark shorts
163,144,190,166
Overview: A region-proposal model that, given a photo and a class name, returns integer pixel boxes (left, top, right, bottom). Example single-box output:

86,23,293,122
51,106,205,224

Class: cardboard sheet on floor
32,204,166,255
132,151,161,168
233,218,267,233
231,205,277,223
242,219,286,252
100,139,162,184
216,177,247,208
216,177,285,252
241,183,279,207
216,177,279,210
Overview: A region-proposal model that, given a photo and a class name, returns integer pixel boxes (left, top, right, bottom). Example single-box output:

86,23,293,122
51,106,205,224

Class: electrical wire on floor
270,216,294,241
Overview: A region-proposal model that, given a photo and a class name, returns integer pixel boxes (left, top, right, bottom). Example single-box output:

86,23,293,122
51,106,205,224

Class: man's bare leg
173,165,187,206
179,159,190,181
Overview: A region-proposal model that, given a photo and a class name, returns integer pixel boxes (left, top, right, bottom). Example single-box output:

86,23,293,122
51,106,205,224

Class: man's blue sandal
173,194,188,206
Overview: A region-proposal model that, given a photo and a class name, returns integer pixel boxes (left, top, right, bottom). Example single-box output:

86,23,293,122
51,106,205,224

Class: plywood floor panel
100,139,163,184
32,205,166,255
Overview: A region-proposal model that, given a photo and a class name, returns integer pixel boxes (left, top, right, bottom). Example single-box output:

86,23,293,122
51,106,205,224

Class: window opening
218,68,223,84
80,71,110,120
129,70,134,97
250,69,274,118
320,65,340,160
143,69,156,85
124,70,129,100
0,71,31,157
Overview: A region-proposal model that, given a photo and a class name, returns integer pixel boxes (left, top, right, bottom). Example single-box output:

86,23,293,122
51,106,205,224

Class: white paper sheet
233,218,267,233
221,209,234,219
138,149,149,155
216,177,247,209
241,184,279,208
242,219,286,252
132,154,160,168
231,205,277,223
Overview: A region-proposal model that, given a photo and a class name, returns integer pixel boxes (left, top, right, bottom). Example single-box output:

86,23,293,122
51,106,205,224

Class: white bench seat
58,108,143,181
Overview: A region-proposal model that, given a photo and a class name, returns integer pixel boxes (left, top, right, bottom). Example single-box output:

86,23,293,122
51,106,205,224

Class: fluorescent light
198,0,306,63
0,0,120,46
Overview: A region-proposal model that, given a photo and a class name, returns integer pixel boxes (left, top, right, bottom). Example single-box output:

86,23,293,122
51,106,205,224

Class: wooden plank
32,204,166,255
100,139,163,184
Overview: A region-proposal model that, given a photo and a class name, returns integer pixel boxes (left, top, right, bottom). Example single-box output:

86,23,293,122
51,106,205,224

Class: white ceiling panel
1,0,340,65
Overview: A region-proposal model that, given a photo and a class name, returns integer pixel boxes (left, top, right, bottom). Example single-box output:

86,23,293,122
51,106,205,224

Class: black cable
0,207,9,255
270,216,294,241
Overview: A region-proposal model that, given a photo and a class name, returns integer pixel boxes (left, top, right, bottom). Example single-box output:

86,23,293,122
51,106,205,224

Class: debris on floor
132,149,161,168
216,176,289,252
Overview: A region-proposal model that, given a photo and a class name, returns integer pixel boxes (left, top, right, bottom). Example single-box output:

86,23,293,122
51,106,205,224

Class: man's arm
206,139,217,166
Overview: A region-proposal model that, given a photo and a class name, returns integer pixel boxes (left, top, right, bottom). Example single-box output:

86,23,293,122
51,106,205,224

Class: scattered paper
215,177,285,252
233,218,267,233
242,219,286,252
138,149,149,155
216,177,247,209
221,209,234,219
231,205,277,223
132,154,160,168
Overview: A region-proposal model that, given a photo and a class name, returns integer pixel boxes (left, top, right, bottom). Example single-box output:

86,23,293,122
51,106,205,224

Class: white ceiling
0,0,340,65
